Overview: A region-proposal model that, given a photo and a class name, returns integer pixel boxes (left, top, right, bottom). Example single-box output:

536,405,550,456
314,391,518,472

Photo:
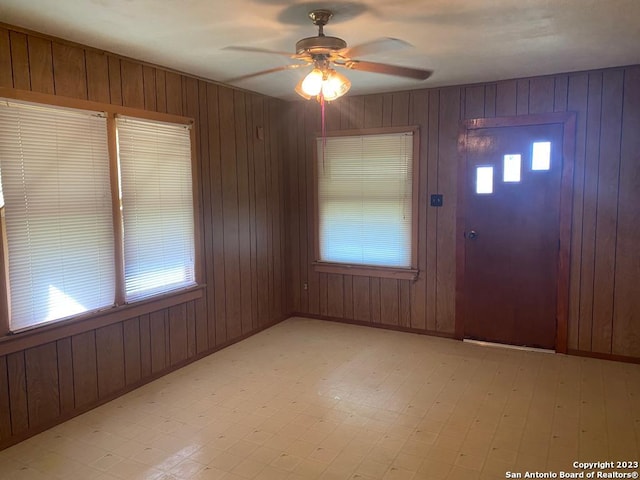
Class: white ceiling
1,0,639,101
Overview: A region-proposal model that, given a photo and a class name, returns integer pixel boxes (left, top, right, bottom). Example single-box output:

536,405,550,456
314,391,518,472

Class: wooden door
460,120,567,349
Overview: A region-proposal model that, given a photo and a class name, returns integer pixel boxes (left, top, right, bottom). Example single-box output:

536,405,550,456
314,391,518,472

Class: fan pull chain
320,93,327,172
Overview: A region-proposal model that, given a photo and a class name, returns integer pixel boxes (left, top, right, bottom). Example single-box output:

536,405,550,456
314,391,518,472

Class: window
0,100,115,331
503,154,522,182
532,141,551,170
314,127,419,279
0,97,197,332
476,166,494,194
117,117,195,301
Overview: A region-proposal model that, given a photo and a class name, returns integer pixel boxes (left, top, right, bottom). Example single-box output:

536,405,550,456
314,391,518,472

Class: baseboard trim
567,348,640,365
291,312,456,339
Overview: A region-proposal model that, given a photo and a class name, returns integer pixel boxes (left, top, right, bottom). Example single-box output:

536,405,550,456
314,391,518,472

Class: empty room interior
0,1,638,479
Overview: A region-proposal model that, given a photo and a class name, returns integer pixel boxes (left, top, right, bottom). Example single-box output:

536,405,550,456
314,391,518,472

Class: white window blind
0,99,115,330
116,116,195,301
317,132,414,268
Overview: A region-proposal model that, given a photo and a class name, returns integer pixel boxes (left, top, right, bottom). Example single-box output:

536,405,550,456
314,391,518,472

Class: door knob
467,230,478,240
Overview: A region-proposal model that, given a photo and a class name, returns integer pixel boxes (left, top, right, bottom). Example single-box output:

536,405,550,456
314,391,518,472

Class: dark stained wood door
462,122,564,349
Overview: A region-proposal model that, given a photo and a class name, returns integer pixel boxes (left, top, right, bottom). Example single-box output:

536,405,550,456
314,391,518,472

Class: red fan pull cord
320,93,326,169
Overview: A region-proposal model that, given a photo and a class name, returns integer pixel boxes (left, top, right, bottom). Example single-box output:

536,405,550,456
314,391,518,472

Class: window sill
313,262,418,281
0,285,205,356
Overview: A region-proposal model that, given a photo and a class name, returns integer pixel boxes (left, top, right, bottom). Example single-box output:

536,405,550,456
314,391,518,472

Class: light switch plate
430,194,443,207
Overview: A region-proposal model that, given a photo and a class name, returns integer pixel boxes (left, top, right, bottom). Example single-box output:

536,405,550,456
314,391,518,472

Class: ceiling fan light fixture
296,68,351,101
322,70,351,101
294,78,312,99
298,68,324,97
295,82,311,100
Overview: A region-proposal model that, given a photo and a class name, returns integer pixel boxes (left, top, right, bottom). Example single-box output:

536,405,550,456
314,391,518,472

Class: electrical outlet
430,194,443,207
303,283,308,290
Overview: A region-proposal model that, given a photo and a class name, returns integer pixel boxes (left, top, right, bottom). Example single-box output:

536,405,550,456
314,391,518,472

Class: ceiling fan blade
340,37,412,59
225,63,309,83
344,60,432,80
223,46,298,58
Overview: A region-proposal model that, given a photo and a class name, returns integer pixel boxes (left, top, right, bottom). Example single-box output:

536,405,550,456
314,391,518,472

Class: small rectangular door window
532,142,551,170
476,166,494,194
503,154,521,182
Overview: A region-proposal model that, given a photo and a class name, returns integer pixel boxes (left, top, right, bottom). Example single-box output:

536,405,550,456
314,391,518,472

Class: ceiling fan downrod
309,9,333,36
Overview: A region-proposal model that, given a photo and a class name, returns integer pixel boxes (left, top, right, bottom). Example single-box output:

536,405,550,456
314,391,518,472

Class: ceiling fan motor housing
296,35,347,55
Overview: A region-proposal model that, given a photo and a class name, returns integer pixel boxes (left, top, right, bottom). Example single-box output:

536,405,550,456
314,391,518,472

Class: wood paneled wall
0,25,287,447
0,21,638,449
284,66,640,360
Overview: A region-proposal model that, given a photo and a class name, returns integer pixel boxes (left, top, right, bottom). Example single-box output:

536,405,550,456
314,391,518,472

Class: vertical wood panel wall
0,26,288,448
0,21,638,450
284,65,640,361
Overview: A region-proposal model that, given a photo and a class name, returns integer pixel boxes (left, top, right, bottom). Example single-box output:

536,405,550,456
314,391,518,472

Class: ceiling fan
225,9,433,101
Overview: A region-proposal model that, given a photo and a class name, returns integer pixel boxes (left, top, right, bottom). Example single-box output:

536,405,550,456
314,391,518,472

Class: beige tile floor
0,317,639,480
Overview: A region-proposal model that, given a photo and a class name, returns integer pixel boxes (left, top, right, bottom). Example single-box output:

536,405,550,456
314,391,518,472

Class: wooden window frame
312,126,420,281
0,87,204,344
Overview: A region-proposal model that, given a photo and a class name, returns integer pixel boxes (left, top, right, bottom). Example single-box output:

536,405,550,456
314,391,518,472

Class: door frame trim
455,112,577,353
